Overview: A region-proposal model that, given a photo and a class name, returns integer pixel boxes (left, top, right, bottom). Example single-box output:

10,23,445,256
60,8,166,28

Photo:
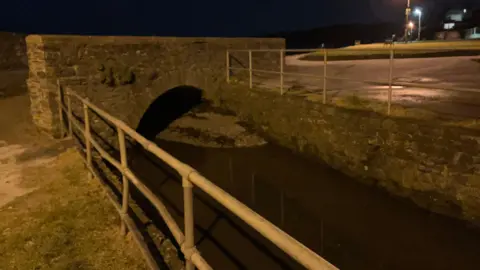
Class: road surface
253,54,480,118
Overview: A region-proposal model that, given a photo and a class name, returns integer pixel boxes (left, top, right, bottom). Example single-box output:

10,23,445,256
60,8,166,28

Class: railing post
320,220,324,255
388,45,394,115
56,80,64,138
83,103,93,180
183,175,195,270
118,128,130,236
251,172,256,206
280,49,284,95
280,191,285,228
248,50,253,89
67,93,73,137
226,50,230,83
323,49,328,104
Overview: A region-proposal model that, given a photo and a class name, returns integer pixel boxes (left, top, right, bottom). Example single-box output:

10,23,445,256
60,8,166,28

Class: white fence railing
226,46,480,115
56,81,338,270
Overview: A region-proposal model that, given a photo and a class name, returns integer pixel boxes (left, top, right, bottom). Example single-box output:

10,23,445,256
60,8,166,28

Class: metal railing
56,81,338,270
226,46,480,115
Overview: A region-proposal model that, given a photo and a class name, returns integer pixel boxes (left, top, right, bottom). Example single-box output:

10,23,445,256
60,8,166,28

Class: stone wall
215,84,480,225
25,35,285,137
0,32,27,70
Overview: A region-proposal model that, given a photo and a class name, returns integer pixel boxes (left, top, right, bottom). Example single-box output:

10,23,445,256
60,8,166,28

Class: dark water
130,137,480,270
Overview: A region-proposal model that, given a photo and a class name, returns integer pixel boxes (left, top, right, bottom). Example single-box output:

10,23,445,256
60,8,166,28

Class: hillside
266,23,404,49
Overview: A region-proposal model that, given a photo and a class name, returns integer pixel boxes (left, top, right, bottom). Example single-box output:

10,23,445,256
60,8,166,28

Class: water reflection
148,138,480,270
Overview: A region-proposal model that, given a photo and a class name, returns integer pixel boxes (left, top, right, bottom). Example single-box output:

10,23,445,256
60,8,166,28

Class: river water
129,109,480,270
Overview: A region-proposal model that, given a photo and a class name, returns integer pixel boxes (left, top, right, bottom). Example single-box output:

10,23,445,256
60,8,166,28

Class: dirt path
0,69,152,269
0,139,75,208
0,69,57,207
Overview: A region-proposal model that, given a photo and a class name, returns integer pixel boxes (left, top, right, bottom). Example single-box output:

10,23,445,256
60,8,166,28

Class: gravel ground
158,110,266,148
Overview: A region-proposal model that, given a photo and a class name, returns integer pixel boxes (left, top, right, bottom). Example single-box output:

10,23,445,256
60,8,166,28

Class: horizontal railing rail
56,81,338,270
227,46,480,53
226,46,480,115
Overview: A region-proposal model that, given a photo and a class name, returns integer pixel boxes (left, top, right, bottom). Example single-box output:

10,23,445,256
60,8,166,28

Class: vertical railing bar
280,49,284,95
67,93,73,137
83,103,93,180
226,50,230,83
323,49,328,104
56,80,65,138
183,175,195,270
388,44,394,115
320,220,324,256
118,128,130,236
249,50,253,89
251,172,256,206
280,191,285,228
228,157,234,190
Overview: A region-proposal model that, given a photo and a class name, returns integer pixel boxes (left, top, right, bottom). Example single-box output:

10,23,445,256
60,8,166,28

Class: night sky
0,0,476,36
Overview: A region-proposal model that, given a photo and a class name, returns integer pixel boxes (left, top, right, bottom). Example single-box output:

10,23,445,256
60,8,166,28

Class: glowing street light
407,21,414,39
414,8,422,40
404,0,412,41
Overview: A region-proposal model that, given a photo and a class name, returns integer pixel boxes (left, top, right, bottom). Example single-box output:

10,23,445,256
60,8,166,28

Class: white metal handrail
227,46,480,53
57,82,338,270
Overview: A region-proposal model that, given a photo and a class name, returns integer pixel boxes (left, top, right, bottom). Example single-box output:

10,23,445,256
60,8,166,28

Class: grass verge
0,148,148,270
300,49,480,61
300,40,480,61
333,95,480,129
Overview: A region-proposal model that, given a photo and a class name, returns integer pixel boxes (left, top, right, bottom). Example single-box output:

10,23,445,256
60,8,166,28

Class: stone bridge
26,35,284,138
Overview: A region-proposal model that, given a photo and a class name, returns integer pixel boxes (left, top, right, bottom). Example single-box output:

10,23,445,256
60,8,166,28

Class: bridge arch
135,85,205,141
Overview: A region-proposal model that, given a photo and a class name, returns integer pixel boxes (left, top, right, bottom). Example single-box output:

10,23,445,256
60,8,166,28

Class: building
436,8,480,40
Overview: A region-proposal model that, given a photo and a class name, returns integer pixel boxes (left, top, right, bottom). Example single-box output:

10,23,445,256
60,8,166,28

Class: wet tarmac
253,55,480,118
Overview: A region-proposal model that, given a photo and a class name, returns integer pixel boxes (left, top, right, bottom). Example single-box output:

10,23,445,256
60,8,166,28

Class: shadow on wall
135,85,205,141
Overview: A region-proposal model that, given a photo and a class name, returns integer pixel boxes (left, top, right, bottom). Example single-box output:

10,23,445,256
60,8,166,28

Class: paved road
254,55,480,118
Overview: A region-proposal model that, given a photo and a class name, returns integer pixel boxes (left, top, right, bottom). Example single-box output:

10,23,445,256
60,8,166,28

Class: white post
118,128,129,235
83,104,93,180
183,175,195,270
280,191,285,228
251,172,256,206
280,49,284,95
323,49,328,104
388,45,394,115
67,94,73,137
249,50,253,89
226,50,230,83
56,80,64,138
418,13,422,40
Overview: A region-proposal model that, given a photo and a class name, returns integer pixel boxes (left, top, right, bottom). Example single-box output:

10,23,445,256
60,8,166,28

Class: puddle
396,77,442,84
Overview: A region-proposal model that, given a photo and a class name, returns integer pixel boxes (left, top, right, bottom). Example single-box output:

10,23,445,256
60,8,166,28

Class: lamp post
404,0,412,41
415,9,422,40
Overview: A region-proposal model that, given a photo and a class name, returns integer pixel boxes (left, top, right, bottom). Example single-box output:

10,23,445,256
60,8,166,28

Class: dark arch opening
135,85,204,141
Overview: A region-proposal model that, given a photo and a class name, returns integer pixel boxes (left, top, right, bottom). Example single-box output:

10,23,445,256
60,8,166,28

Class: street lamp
408,21,414,38
404,0,412,41
414,9,422,40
